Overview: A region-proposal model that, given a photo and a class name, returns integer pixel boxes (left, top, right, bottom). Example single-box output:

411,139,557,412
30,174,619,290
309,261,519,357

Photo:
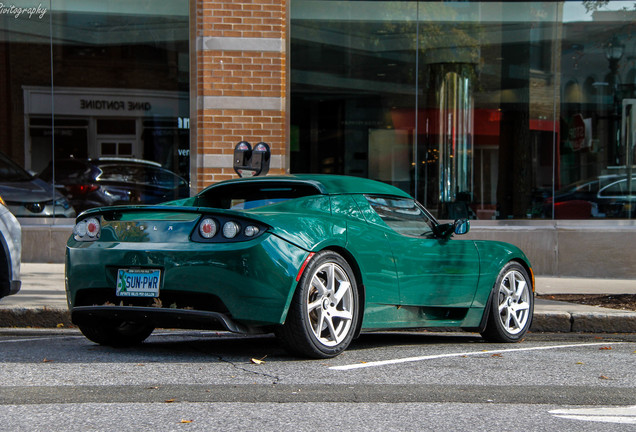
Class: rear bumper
66,233,308,327
71,306,255,334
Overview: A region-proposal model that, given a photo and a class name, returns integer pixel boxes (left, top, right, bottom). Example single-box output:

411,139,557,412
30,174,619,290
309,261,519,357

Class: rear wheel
79,321,154,347
277,251,359,358
481,262,533,343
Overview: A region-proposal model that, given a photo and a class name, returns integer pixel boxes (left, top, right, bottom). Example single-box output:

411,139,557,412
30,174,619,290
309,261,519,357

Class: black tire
481,262,534,343
79,321,154,347
277,251,360,358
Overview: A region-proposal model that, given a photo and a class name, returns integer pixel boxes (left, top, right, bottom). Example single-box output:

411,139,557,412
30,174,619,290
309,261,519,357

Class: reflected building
2,1,636,277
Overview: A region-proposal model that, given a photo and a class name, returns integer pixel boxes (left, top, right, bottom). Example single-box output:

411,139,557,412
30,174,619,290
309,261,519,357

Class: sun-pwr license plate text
116,269,161,297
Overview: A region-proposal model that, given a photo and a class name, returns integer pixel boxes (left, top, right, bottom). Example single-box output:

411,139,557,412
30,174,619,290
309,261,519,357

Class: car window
366,195,435,237
0,152,32,182
39,160,92,182
599,177,636,197
198,182,322,209
146,166,188,188
599,180,625,197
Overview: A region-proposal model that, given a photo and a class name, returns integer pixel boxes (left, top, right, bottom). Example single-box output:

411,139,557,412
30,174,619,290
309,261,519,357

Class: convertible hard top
201,174,412,199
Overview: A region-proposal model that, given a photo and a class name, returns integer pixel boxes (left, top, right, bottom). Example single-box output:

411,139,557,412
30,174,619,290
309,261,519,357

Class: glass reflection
0,0,189,218
291,1,636,219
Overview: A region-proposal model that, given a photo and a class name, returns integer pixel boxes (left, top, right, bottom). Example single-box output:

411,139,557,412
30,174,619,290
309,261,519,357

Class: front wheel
79,321,154,347
277,251,360,358
481,262,534,343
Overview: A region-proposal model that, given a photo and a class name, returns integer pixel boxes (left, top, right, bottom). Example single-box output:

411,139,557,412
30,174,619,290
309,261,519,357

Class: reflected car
546,175,636,219
0,195,21,301
38,158,189,214
0,152,75,218
66,174,534,358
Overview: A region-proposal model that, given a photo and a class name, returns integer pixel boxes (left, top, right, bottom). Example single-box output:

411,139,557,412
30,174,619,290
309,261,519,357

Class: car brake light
199,218,217,239
74,217,101,241
66,184,99,195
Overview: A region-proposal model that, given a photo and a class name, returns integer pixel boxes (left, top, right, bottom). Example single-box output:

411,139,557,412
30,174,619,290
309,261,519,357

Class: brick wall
192,0,288,191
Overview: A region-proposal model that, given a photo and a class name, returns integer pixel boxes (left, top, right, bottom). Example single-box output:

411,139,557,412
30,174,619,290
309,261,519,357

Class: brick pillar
191,0,288,192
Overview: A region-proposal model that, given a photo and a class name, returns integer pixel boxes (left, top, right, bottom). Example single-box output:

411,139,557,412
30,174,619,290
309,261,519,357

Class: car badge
168,226,173,231
140,225,145,231
153,226,157,231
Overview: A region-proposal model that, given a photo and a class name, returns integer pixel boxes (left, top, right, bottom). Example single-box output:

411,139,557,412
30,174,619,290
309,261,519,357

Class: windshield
0,152,33,182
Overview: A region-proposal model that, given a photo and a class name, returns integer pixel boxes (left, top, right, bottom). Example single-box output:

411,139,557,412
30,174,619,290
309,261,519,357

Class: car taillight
199,218,217,239
73,217,101,241
222,221,240,239
193,215,266,243
66,184,99,195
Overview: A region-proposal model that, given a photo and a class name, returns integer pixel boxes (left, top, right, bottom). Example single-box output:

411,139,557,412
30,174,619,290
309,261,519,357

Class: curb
531,312,636,333
2,308,636,333
0,308,73,329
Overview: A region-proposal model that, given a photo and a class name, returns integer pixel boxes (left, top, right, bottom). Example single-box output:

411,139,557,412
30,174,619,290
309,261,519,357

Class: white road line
0,336,83,344
550,405,636,424
330,342,627,371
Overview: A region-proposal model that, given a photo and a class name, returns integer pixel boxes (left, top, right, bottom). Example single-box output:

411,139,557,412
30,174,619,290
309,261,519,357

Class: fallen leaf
250,355,268,365
575,362,584,365
56,323,64,328
42,358,53,363
165,398,176,403
599,346,612,350
491,353,503,358
152,298,163,308
146,386,159,390
180,419,193,424
599,375,610,380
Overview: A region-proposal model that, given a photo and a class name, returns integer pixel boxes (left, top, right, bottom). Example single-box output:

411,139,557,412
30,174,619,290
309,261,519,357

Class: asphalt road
1,329,635,431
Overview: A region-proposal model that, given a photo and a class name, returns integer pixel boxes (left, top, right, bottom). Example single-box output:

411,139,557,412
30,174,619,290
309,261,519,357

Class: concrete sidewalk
0,263,635,332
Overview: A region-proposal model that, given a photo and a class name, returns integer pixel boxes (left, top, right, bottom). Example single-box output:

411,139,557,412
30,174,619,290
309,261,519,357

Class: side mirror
434,218,470,240
454,218,470,235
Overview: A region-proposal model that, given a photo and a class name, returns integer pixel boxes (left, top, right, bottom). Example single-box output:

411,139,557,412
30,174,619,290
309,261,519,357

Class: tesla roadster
66,174,534,358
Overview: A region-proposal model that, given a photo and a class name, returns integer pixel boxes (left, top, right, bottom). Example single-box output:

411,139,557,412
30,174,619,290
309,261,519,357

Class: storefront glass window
0,1,189,219
291,1,636,220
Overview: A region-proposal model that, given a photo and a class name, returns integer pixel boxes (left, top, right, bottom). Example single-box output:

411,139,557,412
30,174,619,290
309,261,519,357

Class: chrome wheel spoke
312,278,327,297
333,280,351,304
324,314,339,343
325,263,335,294
514,280,527,301
509,309,523,329
307,298,322,313
330,309,353,321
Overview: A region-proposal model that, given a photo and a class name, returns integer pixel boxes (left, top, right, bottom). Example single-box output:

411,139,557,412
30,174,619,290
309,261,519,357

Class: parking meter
233,141,271,177
251,142,270,176
233,141,252,177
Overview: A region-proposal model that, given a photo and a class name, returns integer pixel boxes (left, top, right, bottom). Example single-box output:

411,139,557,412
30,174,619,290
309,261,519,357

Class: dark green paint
66,174,532,333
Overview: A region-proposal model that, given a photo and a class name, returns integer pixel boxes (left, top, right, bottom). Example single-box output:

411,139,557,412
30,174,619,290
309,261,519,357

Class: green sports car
66,174,534,358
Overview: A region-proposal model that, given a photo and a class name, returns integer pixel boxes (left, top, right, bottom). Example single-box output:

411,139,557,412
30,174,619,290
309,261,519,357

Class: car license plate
116,269,161,297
